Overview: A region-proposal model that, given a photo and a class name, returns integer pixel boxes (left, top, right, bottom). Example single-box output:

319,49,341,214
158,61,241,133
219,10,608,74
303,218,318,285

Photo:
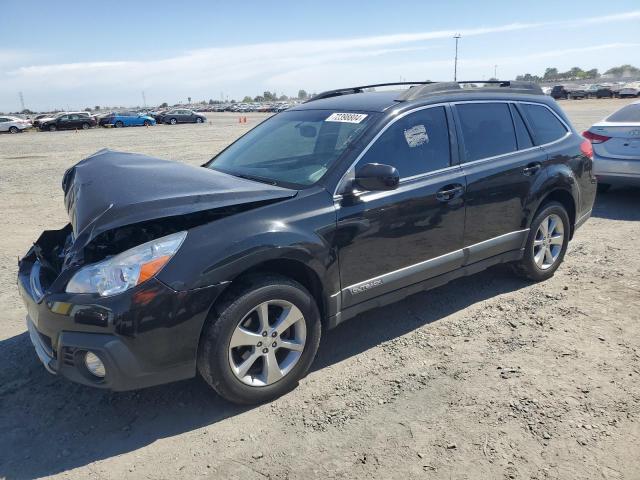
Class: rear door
454,101,546,264
335,105,467,309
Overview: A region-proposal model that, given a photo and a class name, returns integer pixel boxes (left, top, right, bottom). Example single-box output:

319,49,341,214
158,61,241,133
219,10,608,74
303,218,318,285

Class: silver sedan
0,115,32,134
583,101,640,192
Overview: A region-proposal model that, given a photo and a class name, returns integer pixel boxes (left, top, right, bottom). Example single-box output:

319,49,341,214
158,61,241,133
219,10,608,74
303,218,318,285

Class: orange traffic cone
243,116,247,123
238,117,242,124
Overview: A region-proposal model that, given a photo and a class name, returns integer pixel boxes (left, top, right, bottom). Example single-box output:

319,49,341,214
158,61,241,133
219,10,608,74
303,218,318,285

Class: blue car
99,111,156,128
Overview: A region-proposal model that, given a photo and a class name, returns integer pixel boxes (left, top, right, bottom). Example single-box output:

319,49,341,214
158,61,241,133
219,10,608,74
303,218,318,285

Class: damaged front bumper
18,226,227,391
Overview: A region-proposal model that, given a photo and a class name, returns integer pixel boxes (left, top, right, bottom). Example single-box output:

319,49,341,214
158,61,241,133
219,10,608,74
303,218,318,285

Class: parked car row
549,82,640,100
195,102,295,113
1,109,213,133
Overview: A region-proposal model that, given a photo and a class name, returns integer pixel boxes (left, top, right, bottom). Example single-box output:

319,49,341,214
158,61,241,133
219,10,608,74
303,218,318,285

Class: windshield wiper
231,172,279,187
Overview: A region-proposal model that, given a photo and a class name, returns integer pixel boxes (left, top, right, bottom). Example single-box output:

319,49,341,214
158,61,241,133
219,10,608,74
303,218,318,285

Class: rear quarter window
456,103,517,162
520,104,568,144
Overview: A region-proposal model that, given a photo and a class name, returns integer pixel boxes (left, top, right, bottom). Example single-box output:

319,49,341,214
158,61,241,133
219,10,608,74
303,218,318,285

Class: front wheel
169,118,177,125
82,122,90,130
196,117,203,123
143,120,151,126
114,121,124,128
48,124,57,132
512,202,570,281
198,274,321,404
9,126,19,134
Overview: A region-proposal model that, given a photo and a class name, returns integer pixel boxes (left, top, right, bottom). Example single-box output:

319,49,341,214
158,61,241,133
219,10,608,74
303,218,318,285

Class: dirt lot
1,99,639,480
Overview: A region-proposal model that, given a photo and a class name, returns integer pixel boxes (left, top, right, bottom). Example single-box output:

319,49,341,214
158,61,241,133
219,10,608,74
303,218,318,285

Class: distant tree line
516,64,639,83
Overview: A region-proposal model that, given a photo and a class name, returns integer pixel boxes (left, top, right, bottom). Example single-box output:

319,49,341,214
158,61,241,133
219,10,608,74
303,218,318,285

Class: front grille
62,347,77,367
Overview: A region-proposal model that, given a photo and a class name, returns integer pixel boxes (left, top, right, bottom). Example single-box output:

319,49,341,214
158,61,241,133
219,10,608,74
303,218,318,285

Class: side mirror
354,163,399,192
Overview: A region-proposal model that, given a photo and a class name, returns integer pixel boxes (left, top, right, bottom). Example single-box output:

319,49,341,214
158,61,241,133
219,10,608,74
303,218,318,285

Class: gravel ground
0,100,639,480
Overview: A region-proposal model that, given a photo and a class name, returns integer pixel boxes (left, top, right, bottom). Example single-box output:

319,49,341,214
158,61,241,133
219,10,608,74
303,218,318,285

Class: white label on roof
325,112,368,124
404,124,429,148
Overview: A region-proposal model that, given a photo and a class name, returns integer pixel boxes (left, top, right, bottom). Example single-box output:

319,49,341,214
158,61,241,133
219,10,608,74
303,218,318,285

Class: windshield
207,110,376,187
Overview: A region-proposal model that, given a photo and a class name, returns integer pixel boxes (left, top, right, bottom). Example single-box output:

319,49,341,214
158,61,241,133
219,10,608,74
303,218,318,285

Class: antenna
453,34,461,81
19,91,25,111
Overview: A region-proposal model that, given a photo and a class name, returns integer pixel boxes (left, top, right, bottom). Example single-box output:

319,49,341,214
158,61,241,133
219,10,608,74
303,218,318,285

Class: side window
357,106,451,178
0,118,8,123
510,105,533,149
456,103,517,162
520,104,568,145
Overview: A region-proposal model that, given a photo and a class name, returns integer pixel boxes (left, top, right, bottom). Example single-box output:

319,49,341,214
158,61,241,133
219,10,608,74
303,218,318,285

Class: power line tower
19,91,25,111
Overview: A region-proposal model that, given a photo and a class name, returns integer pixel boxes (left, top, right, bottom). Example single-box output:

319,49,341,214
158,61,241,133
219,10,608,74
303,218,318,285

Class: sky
1,0,639,111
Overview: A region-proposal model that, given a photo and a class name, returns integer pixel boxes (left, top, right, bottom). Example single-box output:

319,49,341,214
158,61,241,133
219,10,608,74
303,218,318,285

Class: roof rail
305,82,433,103
306,80,543,103
397,80,543,101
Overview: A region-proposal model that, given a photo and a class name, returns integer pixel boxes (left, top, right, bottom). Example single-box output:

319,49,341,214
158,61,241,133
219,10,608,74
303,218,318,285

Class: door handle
436,184,465,202
522,162,541,176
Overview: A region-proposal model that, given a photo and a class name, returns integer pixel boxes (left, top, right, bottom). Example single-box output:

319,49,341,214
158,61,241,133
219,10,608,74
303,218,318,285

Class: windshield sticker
404,124,429,148
326,112,368,124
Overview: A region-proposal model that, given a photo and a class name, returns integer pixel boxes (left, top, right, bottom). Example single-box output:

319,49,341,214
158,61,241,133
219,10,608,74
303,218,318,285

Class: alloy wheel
533,214,564,270
228,299,306,387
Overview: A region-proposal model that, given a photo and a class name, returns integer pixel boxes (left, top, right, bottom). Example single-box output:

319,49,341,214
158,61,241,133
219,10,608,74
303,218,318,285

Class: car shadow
592,186,640,221
0,266,528,479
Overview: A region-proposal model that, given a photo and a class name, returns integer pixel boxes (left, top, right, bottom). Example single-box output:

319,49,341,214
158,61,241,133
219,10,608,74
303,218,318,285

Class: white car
0,116,31,133
618,82,640,98
583,100,640,192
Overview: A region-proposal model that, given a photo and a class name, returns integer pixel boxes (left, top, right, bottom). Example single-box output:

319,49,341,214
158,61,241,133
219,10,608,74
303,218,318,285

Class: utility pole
19,91,25,111
494,65,498,79
141,91,147,108
453,34,461,81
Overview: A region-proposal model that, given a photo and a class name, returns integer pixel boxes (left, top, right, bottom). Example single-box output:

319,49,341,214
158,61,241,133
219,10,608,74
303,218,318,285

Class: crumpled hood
62,149,296,248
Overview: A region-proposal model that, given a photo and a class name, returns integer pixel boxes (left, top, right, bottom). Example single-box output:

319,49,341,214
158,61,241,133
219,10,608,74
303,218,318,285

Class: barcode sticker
325,112,368,124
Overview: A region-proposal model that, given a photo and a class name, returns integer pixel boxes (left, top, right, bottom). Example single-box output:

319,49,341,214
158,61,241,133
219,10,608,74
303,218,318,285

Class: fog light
84,352,106,378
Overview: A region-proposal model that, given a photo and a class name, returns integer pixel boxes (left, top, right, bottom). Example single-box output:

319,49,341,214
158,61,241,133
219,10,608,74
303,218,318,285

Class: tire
196,117,203,124
198,274,322,404
512,201,570,282
48,124,56,132
143,120,151,126
597,183,611,194
114,121,124,128
169,118,177,125
82,122,90,130
9,126,19,134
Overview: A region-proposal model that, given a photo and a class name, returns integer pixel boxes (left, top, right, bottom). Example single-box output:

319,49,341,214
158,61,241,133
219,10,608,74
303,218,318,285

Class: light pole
494,64,498,79
453,34,461,81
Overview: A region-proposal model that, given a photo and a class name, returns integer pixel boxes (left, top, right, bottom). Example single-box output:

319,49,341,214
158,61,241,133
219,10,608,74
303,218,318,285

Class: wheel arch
533,188,577,239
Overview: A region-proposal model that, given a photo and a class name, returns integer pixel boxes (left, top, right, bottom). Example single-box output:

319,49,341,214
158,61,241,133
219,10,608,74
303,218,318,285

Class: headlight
66,231,187,296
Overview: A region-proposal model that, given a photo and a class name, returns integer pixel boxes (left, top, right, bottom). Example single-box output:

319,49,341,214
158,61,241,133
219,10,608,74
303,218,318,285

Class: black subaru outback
19,81,597,404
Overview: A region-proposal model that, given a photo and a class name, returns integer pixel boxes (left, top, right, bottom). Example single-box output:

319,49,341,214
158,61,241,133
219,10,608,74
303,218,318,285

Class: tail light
582,130,611,144
580,139,593,160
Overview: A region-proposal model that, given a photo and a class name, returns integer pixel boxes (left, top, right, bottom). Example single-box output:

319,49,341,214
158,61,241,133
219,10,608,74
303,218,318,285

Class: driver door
335,106,467,309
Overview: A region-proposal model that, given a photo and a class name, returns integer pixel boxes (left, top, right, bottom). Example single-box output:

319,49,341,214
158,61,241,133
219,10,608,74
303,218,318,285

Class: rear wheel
196,117,203,124
8,126,19,134
169,118,177,125
512,202,570,281
143,120,151,126
114,121,124,128
198,274,321,404
48,124,57,132
82,122,90,130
